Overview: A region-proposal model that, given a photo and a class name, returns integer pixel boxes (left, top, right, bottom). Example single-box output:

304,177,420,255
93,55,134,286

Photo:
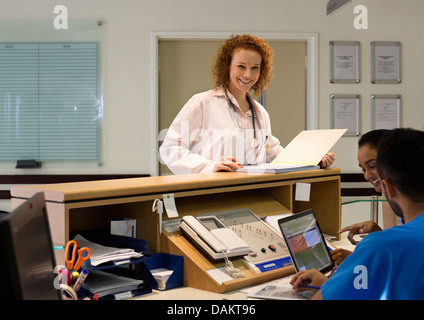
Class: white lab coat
159,88,283,174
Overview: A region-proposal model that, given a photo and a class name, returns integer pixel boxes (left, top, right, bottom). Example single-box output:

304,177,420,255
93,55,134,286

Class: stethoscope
224,89,259,149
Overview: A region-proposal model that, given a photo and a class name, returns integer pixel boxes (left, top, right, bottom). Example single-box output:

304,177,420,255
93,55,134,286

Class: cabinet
11,169,340,293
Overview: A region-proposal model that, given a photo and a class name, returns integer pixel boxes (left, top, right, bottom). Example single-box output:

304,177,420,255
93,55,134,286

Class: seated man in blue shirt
290,128,424,300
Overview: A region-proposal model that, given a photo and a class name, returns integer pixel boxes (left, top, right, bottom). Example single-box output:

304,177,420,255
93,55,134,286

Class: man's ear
382,179,396,200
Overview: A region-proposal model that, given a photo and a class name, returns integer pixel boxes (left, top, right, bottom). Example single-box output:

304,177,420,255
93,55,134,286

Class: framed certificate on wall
370,95,401,129
329,41,360,83
330,94,360,136
371,42,401,84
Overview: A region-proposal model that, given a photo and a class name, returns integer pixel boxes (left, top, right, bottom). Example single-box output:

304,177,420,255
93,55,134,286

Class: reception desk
11,168,341,293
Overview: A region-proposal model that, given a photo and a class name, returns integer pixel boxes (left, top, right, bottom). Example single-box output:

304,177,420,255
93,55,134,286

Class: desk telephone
180,215,251,261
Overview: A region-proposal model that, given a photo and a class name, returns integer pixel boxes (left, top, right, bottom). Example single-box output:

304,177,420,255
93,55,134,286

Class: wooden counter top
11,168,340,203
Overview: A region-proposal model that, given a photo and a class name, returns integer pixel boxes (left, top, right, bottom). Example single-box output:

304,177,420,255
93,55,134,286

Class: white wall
0,0,423,176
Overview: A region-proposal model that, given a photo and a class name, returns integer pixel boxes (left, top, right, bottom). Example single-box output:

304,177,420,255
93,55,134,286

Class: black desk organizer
70,229,153,300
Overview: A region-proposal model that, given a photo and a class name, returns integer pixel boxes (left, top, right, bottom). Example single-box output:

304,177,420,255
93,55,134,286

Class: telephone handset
180,215,251,261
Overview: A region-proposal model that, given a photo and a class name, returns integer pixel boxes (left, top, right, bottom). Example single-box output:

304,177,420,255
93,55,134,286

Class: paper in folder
271,129,347,165
237,129,347,173
72,234,143,267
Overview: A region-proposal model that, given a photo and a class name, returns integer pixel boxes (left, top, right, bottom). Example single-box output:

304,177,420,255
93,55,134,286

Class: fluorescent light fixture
327,0,352,16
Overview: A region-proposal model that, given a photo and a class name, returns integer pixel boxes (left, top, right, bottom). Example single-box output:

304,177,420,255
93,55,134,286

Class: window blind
0,42,99,162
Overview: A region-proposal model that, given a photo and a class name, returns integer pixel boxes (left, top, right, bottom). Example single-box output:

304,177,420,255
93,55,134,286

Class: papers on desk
262,213,293,237
73,234,143,267
247,284,311,300
236,163,319,174
243,276,312,300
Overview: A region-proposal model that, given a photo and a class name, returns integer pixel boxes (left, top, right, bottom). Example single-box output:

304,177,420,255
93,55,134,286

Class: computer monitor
0,192,62,300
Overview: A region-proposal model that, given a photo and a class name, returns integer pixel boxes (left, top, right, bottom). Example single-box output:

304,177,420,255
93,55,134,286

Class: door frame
150,32,319,176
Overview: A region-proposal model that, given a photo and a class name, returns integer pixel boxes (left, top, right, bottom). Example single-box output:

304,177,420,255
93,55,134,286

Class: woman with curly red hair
211,34,273,98
160,34,334,174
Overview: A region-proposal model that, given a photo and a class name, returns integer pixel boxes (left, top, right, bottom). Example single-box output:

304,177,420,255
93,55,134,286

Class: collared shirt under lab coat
159,88,283,174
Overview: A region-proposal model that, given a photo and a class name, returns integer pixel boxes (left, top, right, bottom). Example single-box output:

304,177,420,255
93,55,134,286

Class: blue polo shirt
321,213,424,300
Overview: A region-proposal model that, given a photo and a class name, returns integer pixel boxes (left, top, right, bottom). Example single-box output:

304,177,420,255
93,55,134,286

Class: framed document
329,41,360,83
330,94,360,136
371,42,401,84
371,95,401,129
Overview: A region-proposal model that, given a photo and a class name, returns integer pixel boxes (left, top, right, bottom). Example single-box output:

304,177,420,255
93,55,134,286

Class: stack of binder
71,230,153,300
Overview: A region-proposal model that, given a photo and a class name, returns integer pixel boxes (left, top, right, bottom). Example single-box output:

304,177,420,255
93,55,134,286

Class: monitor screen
278,209,334,274
0,192,62,300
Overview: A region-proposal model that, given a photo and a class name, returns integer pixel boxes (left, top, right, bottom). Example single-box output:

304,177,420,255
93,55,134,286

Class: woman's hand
330,248,352,265
212,156,243,172
338,220,382,245
319,152,335,168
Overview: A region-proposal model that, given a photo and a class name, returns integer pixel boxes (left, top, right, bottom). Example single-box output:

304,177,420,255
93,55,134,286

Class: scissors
65,240,91,271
